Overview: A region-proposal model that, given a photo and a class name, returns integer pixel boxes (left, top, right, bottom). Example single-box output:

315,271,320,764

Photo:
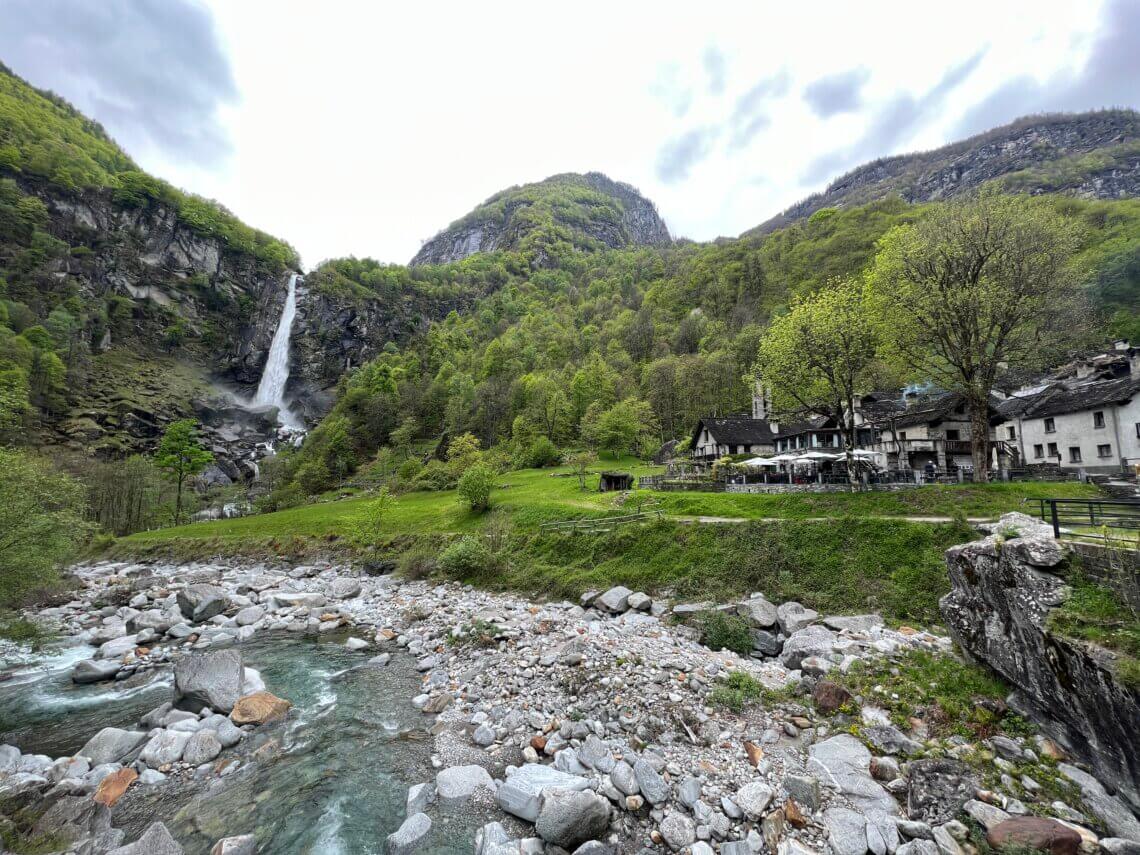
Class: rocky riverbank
1,546,1137,854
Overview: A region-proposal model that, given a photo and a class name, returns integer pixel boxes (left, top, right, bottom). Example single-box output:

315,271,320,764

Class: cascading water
254,272,303,429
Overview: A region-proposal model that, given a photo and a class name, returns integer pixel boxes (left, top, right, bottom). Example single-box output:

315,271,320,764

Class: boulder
498,764,591,822
210,836,257,855
596,586,633,613
808,734,899,816
78,727,148,765
174,649,245,713
750,629,782,657
177,584,229,622
864,724,923,757
234,606,265,626
906,760,976,825
777,601,819,634
738,596,779,628
1056,763,1140,841
535,788,611,849
140,730,191,767
627,592,652,611
331,577,362,599
387,812,432,855
72,658,123,684
660,812,696,851
32,795,113,847
128,608,180,634
735,782,774,820
182,730,223,765
435,764,494,800
633,757,669,804
986,817,1082,855
96,635,139,660
779,625,838,669
108,821,183,855
93,767,137,807
813,681,854,714
824,807,868,855
230,691,291,725
823,614,884,633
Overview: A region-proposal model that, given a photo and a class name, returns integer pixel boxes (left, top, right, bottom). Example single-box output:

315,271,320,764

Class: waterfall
254,273,303,429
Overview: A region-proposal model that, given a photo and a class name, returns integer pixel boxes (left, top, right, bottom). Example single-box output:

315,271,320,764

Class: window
1069,447,1082,463
946,429,960,440
1007,426,1016,440
1097,444,1112,458
1033,444,1044,458
1047,442,1058,458
899,431,907,441
1044,417,1056,433
1093,411,1105,429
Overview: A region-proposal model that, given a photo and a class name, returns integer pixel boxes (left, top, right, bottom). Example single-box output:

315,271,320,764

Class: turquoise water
1,633,483,854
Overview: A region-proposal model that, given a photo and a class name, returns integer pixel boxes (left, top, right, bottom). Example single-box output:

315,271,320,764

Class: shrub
709,671,766,711
398,548,438,580
525,436,561,468
457,462,496,512
411,459,455,491
439,535,493,577
396,456,423,484
697,610,753,656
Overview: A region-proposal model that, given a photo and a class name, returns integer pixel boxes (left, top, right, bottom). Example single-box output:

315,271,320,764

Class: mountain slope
746,109,1140,236
410,172,670,266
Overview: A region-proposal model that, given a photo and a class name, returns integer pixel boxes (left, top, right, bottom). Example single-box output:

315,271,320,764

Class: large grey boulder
387,812,432,855
78,727,148,765
535,788,611,850
824,807,868,855
660,812,696,851
108,821,183,854
498,764,591,822
435,764,494,800
96,635,138,660
331,577,362,599
128,608,180,634
735,782,774,820
738,596,778,628
177,584,229,622
777,601,819,634
823,614,884,633
140,730,192,767
905,759,976,825
72,658,122,683
779,624,837,669
210,835,257,855
174,649,244,712
596,586,633,613
182,730,223,766
1057,763,1140,841
808,734,899,816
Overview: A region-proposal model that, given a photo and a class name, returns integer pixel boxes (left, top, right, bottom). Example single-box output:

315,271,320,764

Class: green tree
352,487,393,544
756,277,885,487
0,363,29,441
457,462,495,512
583,397,658,458
389,416,418,459
568,451,597,490
446,432,483,475
0,448,89,607
869,191,1087,480
153,419,214,525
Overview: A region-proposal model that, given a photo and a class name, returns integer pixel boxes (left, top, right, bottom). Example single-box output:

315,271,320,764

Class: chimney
752,379,769,420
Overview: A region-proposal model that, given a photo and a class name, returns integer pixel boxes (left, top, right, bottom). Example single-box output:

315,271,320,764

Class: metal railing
539,509,664,533
1025,497,1140,542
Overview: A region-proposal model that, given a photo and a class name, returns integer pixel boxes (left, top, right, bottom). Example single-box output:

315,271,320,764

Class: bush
411,459,456,491
439,535,493,578
696,610,753,656
525,436,561,468
396,456,423,484
398,548,439,581
709,671,766,711
457,462,496,511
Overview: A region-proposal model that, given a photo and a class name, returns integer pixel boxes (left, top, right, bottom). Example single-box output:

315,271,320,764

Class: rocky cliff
941,513,1140,817
747,110,1140,236
410,172,670,266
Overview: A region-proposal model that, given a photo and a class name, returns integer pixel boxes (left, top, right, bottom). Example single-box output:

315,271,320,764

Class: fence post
1049,500,1060,539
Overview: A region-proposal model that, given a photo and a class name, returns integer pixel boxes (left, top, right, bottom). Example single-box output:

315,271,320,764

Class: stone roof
692,416,778,447
1017,377,1140,419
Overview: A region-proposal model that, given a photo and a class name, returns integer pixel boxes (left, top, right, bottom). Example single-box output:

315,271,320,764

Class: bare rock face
410,172,670,267
940,525,1140,812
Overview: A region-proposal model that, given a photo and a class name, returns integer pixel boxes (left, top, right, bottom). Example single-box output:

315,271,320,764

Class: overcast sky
2,0,1138,268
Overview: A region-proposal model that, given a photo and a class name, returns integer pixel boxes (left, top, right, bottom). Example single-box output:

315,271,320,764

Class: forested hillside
282,191,1140,497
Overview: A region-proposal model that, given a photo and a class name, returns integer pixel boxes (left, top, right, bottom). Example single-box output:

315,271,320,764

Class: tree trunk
968,396,991,483
175,471,184,525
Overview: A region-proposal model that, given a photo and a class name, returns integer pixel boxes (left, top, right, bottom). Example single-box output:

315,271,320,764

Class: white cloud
4,0,1124,265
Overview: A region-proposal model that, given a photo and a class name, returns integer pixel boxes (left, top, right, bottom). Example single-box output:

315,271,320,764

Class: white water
254,273,302,429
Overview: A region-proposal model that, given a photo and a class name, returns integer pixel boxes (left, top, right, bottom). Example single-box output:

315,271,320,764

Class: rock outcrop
747,109,1140,236
940,513,1140,812
410,172,670,266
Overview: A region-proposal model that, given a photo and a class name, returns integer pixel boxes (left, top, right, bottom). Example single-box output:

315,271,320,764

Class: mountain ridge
745,108,1140,236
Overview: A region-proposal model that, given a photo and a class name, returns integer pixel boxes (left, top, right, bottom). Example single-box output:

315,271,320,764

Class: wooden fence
538,509,663,533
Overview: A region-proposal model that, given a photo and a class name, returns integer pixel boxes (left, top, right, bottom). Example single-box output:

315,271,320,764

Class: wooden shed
598,471,633,492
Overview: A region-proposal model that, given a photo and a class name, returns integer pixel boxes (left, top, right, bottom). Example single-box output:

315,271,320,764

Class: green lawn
110,461,1099,626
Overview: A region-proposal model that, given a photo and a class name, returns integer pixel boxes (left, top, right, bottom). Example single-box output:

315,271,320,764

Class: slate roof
1018,377,1140,419
691,416,778,447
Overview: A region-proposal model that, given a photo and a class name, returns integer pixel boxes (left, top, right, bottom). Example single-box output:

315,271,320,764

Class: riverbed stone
660,812,697,851
387,812,432,855
535,788,611,849
808,734,898,816
906,760,976,825
140,730,192,767
436,764,494,800
96,635,139,660
777,601,819,634
735,782,774,820
634,757,669,804
230,691,291,725
177,584,229,622
331,578,362,599
825,807,868,855
986,817,1082,855
108,821,183,855
407,782,437,815
174,649,245,713
780,625,837,669
234,606,264,626
739,595,779,628
498,764,591,822
73,658,123,683
596,586,633,613
93,767,137,807
210,835,257,855
182,730,223,766
78,727,148,765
